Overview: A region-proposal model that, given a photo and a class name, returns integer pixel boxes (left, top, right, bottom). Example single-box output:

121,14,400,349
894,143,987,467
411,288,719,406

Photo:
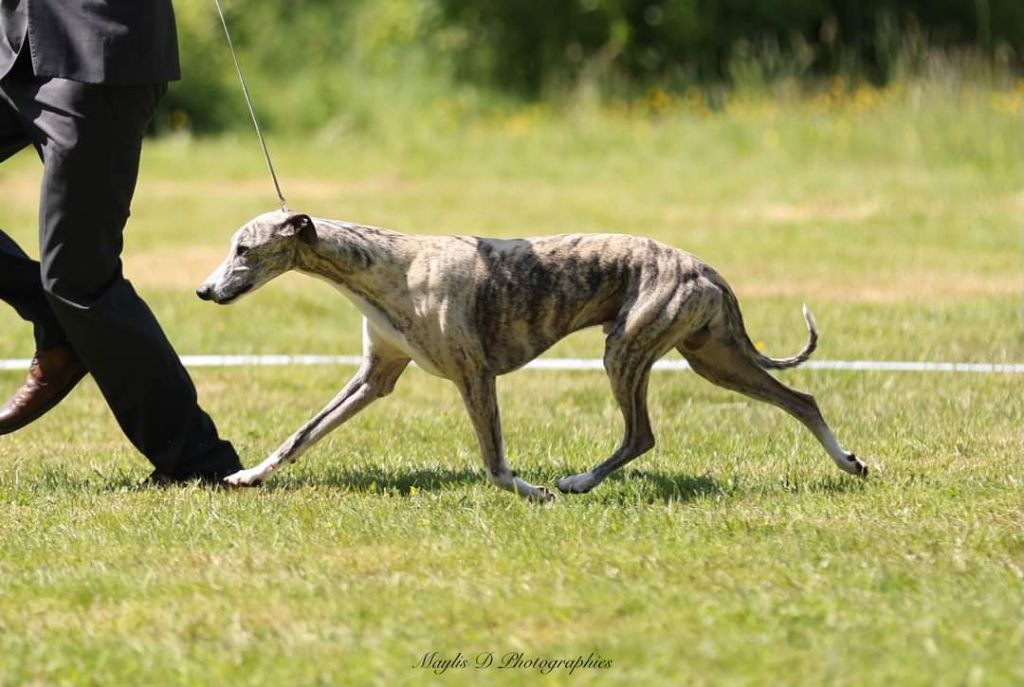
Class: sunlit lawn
0,86,1020,685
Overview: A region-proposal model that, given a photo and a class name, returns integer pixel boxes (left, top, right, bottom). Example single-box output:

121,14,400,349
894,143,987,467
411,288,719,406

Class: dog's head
197,210,318,304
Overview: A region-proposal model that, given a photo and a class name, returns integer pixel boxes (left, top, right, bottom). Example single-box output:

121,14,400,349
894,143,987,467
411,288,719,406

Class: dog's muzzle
197,282,252,304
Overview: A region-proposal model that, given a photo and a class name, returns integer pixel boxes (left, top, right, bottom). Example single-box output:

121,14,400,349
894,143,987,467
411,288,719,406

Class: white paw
506,476,557,503
223,467,267,487
836,452,869,478
556,472,598,494
532,485,557,504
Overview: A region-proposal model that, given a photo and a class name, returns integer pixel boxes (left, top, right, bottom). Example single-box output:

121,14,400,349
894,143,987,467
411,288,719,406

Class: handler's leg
0,232,67,352
22,77,241,479
0,89,66,353
0,78,86,434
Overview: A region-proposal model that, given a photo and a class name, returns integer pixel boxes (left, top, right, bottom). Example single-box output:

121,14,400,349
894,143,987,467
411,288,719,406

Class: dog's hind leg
456,374,555,502
679,337,867,477
224,351,409,486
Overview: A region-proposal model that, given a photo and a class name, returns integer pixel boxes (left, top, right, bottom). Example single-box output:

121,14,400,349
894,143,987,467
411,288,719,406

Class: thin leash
212,0,289,212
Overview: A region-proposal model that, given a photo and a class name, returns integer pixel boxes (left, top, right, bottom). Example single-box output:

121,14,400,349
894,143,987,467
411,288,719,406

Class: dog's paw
849,453,869,478
556,472,597,494
834,452,869,478
223,468,266,487
533,485,557,504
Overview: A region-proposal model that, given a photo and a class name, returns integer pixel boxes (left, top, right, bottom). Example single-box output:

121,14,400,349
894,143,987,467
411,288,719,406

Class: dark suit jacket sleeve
2,0,180,84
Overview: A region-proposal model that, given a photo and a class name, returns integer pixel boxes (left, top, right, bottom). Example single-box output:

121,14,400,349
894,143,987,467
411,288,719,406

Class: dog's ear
279,213,318,246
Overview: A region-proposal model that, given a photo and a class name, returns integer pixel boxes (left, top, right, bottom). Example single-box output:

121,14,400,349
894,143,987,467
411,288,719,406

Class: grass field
0,85,1021,685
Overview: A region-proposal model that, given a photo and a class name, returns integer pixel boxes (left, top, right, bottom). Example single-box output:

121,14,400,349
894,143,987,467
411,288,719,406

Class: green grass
0,86,1021,685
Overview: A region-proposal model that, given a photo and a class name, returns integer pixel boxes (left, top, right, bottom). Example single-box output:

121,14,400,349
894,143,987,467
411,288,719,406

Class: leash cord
212,0,289,212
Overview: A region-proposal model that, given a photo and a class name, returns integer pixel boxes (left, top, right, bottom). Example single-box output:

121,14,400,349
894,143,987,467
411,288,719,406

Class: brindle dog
198,210,867,501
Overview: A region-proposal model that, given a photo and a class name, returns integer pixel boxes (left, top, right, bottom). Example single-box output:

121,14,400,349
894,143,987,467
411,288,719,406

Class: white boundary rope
0,356,1020,374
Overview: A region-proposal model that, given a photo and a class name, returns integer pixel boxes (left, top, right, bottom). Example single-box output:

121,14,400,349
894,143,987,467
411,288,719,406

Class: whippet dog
197,210,867,501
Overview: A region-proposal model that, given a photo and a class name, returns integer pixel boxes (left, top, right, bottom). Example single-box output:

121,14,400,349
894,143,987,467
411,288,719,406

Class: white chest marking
329,282,446,377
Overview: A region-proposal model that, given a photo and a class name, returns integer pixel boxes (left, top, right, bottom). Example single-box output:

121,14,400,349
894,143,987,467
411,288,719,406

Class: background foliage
436,0,1024,92
162,0,1022,133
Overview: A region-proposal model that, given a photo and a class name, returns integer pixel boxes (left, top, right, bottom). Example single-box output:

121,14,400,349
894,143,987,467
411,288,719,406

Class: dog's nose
196,284,213,301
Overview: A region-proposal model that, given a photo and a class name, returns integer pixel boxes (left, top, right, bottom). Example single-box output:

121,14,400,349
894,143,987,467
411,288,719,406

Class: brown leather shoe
0,345,87,435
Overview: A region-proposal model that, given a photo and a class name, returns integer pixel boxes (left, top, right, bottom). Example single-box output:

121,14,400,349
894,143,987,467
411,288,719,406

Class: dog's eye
236,244,249,257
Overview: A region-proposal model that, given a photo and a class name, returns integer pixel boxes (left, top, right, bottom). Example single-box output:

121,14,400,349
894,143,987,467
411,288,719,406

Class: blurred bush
157,0,1022,134
436,0,1023,94
159,0,449,134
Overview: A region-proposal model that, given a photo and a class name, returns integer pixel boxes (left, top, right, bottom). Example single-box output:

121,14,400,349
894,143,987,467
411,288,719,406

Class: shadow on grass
775,473,872,495
12,465,870,502
255,466,729,503
261,464,483,495
585,469,872,504
598,469,724,504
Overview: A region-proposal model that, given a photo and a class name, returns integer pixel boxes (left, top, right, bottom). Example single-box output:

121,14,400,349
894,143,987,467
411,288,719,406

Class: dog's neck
295,218,413,298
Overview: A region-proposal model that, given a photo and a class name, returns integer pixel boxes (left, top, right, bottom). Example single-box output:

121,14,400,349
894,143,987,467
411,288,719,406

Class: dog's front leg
456,374,555,503
225,354,409,486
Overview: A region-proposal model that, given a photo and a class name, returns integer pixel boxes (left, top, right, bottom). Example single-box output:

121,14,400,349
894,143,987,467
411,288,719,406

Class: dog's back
418,233,711,374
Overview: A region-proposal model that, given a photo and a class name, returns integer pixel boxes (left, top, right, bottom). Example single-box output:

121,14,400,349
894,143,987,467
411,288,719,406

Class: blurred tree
435,0,1024,94
159,0,1023,133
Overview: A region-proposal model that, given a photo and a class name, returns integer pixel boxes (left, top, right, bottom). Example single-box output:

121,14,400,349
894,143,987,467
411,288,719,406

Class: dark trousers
0,60,241,478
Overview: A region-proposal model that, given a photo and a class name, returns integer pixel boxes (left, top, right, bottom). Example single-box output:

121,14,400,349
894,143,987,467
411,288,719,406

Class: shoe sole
0,368,88,436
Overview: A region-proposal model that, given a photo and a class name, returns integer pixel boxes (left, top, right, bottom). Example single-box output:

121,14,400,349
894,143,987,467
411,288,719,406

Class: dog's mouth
216,283,253,304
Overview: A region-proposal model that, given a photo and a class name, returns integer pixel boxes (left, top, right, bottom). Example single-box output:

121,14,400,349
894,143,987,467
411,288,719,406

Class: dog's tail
719,283,818,370
750,303,818,370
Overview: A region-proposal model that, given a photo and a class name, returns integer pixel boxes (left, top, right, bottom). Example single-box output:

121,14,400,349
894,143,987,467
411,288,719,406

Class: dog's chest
333,283,447,376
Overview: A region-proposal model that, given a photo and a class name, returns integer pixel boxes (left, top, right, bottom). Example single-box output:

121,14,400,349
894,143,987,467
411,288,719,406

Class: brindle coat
198,210,867,501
